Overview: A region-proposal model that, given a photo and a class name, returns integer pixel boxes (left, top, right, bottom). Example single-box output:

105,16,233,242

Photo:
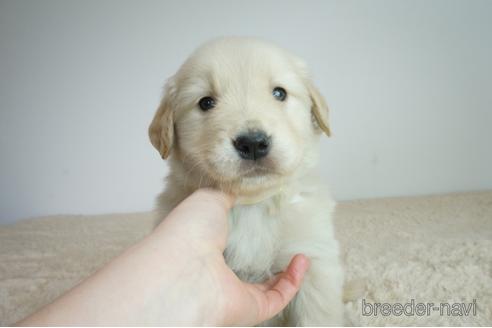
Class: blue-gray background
1,0,491,223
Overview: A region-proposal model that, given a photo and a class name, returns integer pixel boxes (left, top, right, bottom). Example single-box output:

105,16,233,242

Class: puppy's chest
224,204,282,283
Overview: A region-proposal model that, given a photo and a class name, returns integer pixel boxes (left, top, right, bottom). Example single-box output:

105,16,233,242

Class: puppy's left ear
308,82,331,136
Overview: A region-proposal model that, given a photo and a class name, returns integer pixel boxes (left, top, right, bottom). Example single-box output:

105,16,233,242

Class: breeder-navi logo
362,299,477,317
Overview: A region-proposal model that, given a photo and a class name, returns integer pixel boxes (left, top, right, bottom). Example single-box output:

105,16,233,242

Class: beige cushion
1,192,491,325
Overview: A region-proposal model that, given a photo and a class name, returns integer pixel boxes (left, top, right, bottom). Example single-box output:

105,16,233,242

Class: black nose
233,131,271,160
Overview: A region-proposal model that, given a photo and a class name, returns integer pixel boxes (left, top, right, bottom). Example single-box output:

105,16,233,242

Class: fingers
154,188,236,251
176,188,235,218
191,188,236,210
255,254,310,323
157,188,235,227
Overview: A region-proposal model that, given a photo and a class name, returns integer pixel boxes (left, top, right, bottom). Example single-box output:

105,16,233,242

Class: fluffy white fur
149,37,343,326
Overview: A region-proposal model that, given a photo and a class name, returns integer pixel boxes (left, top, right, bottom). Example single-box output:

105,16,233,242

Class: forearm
17,227,218,326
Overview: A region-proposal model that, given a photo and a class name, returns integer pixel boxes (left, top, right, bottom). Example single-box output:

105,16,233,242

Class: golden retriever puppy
149,37,343,326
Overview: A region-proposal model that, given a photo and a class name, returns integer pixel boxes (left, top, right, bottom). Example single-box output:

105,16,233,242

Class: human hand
152,189,310,325
18,189,309,326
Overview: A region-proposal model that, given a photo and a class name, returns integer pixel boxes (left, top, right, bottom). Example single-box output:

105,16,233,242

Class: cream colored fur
149,37,343,326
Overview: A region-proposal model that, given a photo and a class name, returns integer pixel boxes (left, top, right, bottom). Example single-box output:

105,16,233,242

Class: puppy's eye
272,87,287,101
198,96,216,111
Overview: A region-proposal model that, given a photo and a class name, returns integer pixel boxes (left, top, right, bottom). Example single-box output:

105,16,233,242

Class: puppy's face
149,38,331,196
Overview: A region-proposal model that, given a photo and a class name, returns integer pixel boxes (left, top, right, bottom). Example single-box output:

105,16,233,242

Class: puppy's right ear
148,80,176,159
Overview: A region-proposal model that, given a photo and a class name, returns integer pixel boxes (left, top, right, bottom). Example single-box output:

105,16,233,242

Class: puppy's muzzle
233,131,271,160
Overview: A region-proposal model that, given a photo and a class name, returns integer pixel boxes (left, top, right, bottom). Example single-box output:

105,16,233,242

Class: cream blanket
1,192,491,326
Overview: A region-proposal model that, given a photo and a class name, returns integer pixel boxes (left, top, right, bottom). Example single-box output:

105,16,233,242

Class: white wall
1,0,491,223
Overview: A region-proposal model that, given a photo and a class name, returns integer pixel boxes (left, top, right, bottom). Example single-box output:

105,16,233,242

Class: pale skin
18,189,309,326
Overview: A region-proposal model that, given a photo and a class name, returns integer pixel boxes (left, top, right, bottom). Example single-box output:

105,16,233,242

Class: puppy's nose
233,131,271,160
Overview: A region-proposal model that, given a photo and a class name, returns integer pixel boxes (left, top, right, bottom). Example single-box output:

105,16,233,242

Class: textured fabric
1,192,491,326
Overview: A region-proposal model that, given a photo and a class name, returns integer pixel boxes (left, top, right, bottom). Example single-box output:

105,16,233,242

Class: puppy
149,37,343,326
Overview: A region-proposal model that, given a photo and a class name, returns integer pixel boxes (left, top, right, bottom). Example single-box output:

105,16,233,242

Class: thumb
235,254,310,326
